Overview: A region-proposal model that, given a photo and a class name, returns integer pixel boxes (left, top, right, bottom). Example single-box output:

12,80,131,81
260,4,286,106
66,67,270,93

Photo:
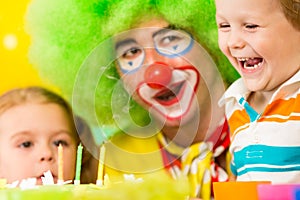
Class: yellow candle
58,143,64,184
96,144,106,186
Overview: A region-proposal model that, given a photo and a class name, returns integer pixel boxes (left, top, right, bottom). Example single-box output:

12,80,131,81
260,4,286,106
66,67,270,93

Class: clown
26,0,239,199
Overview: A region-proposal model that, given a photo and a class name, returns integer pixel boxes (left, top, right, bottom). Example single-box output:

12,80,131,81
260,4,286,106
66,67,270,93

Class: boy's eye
54,140,68,147
217,23,231,32
245,24,258,29
19,141,32,148
219,23,230,29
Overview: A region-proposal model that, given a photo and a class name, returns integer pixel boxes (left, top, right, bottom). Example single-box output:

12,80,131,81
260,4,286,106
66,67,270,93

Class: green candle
74,143,83,185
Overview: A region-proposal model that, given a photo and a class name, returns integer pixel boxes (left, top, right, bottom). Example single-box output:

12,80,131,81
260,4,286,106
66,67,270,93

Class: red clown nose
144,62,173,89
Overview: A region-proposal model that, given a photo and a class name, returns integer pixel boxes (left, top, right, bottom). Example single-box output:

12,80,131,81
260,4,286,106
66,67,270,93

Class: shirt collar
219,70,300,106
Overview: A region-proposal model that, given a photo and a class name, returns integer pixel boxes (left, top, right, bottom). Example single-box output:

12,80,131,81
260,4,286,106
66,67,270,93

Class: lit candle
57,143,64,185
74,143,83,185
96,144,106,186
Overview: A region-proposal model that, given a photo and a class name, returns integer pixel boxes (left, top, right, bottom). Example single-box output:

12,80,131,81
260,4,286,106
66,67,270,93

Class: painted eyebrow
152,25,177,39
115,25,177,50
115,38,136,50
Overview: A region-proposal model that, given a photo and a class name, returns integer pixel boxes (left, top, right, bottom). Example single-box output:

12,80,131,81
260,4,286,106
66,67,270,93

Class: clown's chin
149,100,198,129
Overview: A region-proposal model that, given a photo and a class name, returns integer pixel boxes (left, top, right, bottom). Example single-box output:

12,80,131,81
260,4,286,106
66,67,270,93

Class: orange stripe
264,94,300,116
261,115,300,123
228,94,300,137
228,109,250,137
230,124,249,141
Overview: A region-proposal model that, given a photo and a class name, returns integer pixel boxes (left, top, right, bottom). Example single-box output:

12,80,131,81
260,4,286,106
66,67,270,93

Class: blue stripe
238,166,300,176
233,145,300,176
238,97,260,122
230,162,238,176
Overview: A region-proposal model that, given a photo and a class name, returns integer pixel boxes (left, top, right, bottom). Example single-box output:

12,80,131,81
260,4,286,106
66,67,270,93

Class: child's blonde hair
0,87,73,117
0,87,79,142
281,0,300,30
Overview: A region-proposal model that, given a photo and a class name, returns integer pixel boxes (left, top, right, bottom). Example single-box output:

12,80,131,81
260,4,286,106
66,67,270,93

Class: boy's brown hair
281,0,300,30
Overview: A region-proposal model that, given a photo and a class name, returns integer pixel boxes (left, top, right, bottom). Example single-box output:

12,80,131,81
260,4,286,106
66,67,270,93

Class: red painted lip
136,65,200,121
153,81,186,106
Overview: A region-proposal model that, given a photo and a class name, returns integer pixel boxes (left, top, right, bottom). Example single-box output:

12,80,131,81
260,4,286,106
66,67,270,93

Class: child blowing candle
0,87,99,185
0,87,80,185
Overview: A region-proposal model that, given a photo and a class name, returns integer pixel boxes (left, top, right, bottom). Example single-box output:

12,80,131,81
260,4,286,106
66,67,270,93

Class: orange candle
57,143,64,184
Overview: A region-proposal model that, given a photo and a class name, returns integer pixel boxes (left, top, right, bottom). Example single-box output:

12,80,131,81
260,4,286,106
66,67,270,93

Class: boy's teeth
243,62,262,69
237,57,253,61
237,57,263,69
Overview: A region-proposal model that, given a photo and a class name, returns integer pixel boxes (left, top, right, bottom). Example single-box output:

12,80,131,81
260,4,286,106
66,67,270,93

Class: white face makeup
114,26,199,125
116,28,194,74
137,66,199,120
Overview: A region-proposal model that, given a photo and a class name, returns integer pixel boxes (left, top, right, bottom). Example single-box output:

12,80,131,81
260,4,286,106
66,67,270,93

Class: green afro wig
25,0,239,138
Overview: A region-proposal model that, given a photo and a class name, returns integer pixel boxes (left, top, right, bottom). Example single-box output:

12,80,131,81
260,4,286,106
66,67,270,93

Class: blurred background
0,0,58,95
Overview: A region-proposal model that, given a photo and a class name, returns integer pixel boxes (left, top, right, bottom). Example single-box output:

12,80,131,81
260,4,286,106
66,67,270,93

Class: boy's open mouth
237,57,263,69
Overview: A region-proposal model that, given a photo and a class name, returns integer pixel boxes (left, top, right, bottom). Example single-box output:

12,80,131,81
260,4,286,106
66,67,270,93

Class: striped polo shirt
219,70,300,183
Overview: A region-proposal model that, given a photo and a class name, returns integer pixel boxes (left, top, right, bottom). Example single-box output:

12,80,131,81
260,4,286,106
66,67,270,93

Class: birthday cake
0,174,189,200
